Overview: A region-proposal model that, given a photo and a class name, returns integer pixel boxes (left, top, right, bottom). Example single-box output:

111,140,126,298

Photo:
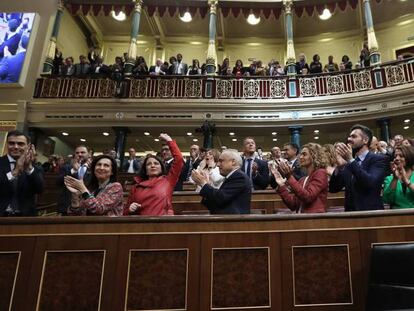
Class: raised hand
64,176,88,193
159,133,172,142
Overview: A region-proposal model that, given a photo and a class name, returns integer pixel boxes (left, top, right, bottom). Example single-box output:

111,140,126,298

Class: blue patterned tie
246,158,252,179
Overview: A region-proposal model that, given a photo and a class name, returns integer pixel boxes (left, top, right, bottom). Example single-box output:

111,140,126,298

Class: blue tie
246,159,252,179
78,165,86,179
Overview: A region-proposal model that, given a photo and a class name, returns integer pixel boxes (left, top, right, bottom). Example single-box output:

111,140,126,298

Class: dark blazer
199,169,251,214
173,62,188,75
0,155,44,216
122,158,141,173
0,32,21,59
0,51,25,83
242,157,269,190
329,151,388,211
74,63,91,76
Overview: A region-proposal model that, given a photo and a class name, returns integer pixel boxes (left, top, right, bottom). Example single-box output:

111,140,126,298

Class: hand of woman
159,133,172,142
278,160,293,178
64,176,88,193
270,165,286,186
129,202,142,213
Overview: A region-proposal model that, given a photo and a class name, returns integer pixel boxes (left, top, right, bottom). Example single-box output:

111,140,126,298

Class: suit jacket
122,158,141,174
0,51,25,83
0,155,44,216
329,151,388,211
278,168,328,213
242,157,269,190
61,65,75,76
74,63,91,76
173,62,188,75
149,65,166,75
199,169,251,214
0,31,21,59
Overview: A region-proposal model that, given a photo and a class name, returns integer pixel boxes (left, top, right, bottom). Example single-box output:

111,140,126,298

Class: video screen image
0,12,35,84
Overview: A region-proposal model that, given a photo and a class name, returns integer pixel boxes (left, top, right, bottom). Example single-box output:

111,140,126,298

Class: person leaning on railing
270,143,328,214
64,155,124,216
124,133,184,216
383,145,414,209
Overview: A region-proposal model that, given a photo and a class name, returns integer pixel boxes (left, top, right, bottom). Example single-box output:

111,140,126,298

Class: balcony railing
34,59,414,100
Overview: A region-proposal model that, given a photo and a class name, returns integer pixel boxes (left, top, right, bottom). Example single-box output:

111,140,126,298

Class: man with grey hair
191,149,251,214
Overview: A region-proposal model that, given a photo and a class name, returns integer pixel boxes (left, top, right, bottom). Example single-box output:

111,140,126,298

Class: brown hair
394,145,414,169
302,143,327,169
322,144,337,167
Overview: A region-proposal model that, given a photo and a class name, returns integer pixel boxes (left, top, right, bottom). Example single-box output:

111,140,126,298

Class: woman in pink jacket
124,133,183,216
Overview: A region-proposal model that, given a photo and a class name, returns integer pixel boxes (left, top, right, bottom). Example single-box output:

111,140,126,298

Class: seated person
64,155,123,216
271,143,328,213
383,145,414,209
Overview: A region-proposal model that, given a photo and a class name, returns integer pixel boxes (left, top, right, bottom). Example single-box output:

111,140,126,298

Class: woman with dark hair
309,54,323,74
124,133,183,215
340,55,353,70
219,58,230,76
64,155,123,216
383,145,414,209
271,143,328,213
190,148,224,191
187,59,202,75
232,59,244,77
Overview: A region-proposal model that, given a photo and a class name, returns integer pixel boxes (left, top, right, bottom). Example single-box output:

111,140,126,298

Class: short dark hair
87,155,118,191
139,155,166,180
7,130,30,143
283,142,299,155
350,124,373,146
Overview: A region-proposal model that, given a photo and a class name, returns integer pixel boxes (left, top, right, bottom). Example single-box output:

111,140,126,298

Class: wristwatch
82,191,93,199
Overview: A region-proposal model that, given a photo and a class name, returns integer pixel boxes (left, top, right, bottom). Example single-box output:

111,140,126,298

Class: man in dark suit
183,144,202,181
283,142,307,180
122,147,141,173
0,130,44,216
192,149,251,214
149,58,166,76
329,124,388,211
74,55,90,76
241,137,269,190
0,34,29,83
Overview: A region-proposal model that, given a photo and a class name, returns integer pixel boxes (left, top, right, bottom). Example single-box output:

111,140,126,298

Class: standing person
64,155,123,216
0,130,44,216
383,145,414,209
190,148,224,192
271,143,328,213
122,147,141,174
309,54,323,74
192,149,251,214
125,134,183,216
324,55,339,72
241,137,269,190
173,53,188,75
329,124,388,211
283,143,307,180
161,142,186,191
184,144,201,180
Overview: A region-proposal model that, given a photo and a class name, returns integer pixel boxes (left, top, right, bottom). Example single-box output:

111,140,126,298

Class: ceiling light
190,41,202,45
111,10,126,22
102,132,109,136
187,132,192,136
229,132,235,136
397,19,414,26
144,132,150,136
314,130,320,133
318,38,333,42
247,13,261,25
80,138,86,142
404,126,410,130
62,132,69,136
179,12,192,23
272,138,278,141
319,8,332,20
314,136,319,140
232,138,237,142
193,138,198,142
154,138,160,142
404,119,410,123
272,132,277,135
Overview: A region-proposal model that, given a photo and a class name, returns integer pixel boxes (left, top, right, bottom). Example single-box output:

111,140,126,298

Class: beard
351,143,364,157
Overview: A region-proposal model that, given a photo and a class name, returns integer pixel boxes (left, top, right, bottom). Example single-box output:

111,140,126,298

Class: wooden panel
0,252,20,311
212,248,270,309
292,245,352,306
126,249,187,310
37,250,105,311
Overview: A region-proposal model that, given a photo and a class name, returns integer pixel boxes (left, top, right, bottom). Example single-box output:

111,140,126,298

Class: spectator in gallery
360,42,370,68
296,53,310,75
247,61,257,76
149,58,166,75
340,55,353,71
125,133,183,216
88,48,110,77
52,49,63,75
271,143,328,213
132,56,149,76
255,60,266,76
110,56,124,81
232,59,245,77
309,54,323,74
383,145,414,209
267,60,284,76
187,59,202,75
0,34,29,83
65,155,124,216
324,55,339,73
168,56,177,74
219,58,230,76
74,54,91,76
173,53,188,75
0,18,22,59
61,57,75,76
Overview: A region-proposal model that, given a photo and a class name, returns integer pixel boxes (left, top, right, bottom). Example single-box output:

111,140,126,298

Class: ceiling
41,114,414,155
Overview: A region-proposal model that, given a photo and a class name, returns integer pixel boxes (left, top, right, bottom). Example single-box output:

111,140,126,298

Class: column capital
58,0,65,11
283,0,294,14
288,125,303,132
132,0,144,13
208,0,219,14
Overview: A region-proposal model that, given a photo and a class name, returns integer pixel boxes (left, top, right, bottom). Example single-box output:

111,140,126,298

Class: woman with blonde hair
322,143,338,177
191,148,224,192
271,143,328,213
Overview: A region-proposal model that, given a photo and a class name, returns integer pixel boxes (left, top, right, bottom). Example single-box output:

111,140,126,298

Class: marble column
205,0,218,75
283,0,296,76
43,0,65,74
377,118,391,143
363,0,381,66
289,126,303,148
124,0,143,76
113,127,130,168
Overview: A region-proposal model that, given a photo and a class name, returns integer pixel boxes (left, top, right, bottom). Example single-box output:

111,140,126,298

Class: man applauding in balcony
329,124,388,211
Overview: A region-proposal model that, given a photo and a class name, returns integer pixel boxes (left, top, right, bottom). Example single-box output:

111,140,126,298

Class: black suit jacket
242,158,269,190
122,158,141,173
329,151,388,211
0,155,44,216
200,169,251,214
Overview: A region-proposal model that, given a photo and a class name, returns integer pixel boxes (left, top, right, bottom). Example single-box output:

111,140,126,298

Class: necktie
355,157,361,166
246,159,253,179
9,160,16,171
78,165,86,179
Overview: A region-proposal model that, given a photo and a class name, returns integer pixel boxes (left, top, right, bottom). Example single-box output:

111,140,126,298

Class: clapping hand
64,176,88,194
277,160,293,178
13,144,35,177
270,165,286,186
191,169,208,187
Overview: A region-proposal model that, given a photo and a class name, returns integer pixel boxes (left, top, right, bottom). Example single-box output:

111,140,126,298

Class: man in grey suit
192,149,251,214
173,53,188,75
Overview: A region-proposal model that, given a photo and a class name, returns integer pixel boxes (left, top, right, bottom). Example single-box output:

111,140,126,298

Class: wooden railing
34,58,414,100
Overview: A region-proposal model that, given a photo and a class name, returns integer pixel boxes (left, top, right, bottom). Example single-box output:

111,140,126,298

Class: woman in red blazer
271,143,328,213
124,133,183,216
